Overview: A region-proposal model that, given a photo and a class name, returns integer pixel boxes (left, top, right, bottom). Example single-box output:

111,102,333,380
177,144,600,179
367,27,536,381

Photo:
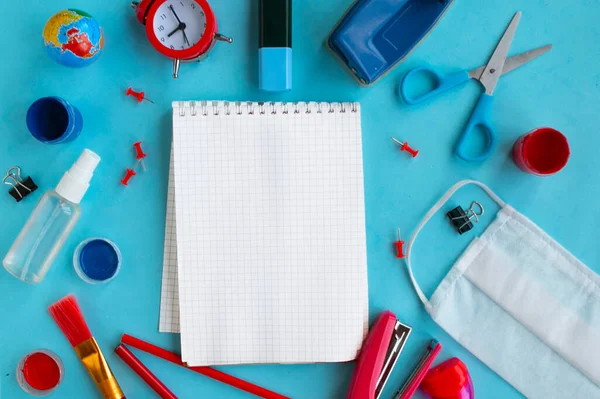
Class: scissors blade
468,44,552,80
479,11,522,95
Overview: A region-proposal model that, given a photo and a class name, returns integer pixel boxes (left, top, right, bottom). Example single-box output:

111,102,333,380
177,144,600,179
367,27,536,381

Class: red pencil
121,334,290,399
115,345,177,399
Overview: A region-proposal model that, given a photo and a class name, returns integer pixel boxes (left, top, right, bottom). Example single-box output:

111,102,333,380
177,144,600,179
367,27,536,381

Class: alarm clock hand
181,30,191,46
168,4,190,46
166,23,190,46
166,5,184,38
168,5,183,24
167,26,181,37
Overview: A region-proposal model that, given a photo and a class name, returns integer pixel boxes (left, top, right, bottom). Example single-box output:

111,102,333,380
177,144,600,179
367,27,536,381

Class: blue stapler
327,0,454,86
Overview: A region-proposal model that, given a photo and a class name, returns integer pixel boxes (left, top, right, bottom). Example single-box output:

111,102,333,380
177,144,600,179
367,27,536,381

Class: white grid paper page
159,150,180,333
172,101,368,366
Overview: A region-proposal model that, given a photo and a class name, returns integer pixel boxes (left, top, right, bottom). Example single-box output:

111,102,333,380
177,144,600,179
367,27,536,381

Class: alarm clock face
153,0,207,51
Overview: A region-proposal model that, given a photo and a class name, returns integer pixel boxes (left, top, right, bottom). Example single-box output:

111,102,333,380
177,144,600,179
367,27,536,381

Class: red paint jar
17,349,64,396
512,127,570,176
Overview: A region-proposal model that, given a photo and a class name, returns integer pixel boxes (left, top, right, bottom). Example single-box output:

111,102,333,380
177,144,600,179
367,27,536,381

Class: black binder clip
3,166,38,202
447,201,484,235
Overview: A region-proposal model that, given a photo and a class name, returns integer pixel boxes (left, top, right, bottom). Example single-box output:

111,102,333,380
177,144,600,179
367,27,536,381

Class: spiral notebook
160,101,368,366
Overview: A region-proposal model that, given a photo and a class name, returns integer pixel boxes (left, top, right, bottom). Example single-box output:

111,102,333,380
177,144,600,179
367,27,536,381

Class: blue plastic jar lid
73,238,122,284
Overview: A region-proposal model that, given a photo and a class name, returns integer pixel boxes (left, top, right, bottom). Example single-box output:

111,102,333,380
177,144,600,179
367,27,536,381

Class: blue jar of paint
73,238,122,284
26,97,83,144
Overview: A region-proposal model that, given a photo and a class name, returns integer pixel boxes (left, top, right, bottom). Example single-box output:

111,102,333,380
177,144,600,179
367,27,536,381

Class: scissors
399,11,552,161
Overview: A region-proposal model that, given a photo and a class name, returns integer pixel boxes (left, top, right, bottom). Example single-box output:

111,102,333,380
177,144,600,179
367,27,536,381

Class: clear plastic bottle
3,149,100,284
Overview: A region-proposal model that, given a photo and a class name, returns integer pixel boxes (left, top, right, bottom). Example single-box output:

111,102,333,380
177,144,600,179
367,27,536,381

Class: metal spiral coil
178,101,359,116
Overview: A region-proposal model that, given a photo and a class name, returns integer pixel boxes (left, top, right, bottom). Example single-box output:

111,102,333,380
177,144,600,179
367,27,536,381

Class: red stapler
347,310,412,399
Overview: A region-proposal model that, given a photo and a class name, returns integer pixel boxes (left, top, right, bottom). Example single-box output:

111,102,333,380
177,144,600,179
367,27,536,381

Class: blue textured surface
0,0,599,398
259,48,292,92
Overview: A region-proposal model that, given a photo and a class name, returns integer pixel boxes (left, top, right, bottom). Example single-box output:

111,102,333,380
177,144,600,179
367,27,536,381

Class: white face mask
405,180,600,399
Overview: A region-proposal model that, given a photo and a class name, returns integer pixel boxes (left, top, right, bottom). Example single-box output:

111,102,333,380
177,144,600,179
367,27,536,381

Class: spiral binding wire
175,101,359,116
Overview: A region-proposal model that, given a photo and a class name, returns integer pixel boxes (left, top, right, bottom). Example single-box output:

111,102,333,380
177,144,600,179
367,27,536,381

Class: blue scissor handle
455,94,496,162
400,66,472,105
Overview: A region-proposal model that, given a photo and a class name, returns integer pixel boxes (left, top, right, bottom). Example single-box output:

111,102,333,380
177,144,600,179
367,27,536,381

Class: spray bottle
3,149,100,283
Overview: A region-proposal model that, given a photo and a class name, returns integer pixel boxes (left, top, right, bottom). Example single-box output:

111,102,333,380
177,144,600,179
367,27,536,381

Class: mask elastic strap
404,180,507,312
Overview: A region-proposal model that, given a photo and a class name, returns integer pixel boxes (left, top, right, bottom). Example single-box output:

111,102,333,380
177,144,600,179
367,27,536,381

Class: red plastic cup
17,349,64,395
512,127,570,176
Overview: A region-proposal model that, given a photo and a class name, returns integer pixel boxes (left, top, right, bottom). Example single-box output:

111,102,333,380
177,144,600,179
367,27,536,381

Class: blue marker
259,0,292,91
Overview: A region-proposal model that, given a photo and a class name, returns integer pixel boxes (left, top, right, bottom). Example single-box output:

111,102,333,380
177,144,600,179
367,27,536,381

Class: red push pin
133,141,147,171
391,137,419,158
126,87,154,104
394,228,405,259
120,168,136,186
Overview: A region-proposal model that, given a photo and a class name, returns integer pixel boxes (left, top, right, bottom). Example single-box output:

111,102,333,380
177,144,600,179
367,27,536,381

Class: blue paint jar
26,97,83,144
73,238,121,284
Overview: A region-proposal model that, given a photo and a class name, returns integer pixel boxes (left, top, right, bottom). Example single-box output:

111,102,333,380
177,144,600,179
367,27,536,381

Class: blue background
0,0,598,398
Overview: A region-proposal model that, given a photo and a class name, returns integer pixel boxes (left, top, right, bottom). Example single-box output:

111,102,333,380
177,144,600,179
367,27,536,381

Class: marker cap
259,48,292,92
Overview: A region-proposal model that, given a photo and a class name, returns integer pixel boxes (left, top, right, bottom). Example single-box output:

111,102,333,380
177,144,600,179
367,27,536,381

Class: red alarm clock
132,0,232,78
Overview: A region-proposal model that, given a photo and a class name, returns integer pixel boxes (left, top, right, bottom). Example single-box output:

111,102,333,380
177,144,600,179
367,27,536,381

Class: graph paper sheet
171,101,368,366
159,150,180,333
